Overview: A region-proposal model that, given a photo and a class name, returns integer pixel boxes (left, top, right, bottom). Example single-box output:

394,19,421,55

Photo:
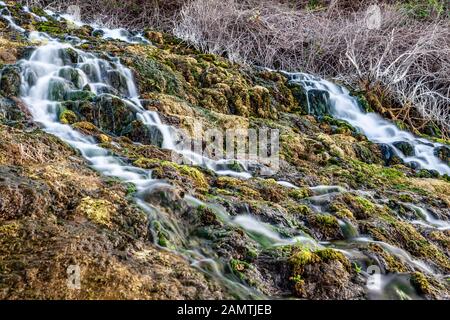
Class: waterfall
2,3,449,299
285,73,449,175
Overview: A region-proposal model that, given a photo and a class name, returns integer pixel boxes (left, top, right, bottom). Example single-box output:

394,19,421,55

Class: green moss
369,217,450,272
215,176,261,199
289,247,319,272
289,246,350,275
316,248,350,269
290,274,304,285
288,188,311,200
313,214,338,227
290,204,311,216
151,220,174,249
36,21,63,35
354,196,375,213
72,121,97,131
126,183,137,195
178,165,209,190
398,194,414,203
258,179,288,203
321,115,356,134
410,272,432,295
230,259,252,281
59,109,78,125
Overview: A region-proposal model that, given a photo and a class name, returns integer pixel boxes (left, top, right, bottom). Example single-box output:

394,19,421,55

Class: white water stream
285,73,450,175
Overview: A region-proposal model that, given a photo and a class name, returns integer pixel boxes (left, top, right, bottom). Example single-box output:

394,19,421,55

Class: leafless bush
17,0,187,30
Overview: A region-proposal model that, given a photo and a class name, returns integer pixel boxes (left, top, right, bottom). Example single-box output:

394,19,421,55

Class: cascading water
0,6,25,32
285,73,450,175
16,33,271,298
2,3,449,299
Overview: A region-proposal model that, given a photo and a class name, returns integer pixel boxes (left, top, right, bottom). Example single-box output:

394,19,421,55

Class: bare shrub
17,0,187,30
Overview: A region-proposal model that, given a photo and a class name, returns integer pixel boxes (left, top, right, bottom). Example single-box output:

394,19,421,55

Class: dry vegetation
17,0,450,136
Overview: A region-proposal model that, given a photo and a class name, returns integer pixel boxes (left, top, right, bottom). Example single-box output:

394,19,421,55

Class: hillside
0,1,449,300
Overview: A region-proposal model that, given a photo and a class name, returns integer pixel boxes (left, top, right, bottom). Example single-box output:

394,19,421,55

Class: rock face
0,66,21,97
393,141,415,157
0,124,227,300
434,146,450,165
0,3,449,300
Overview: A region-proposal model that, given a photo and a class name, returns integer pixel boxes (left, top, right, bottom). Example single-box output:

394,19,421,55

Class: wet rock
408,161,421,170
434,146,450,165
290,84,331,117
58,47,79,65
47,78,73,101
123,120,164,147
80,62,101,82
289,248,365,299
288,83,308,114
58,67,84,89
92,29,105,37
393,141,415,157
307,214,344,241
0,65,21,97
378,143,402,166
107,70,130,96
64,90,95,102
306,89,331,117
92,94,137,136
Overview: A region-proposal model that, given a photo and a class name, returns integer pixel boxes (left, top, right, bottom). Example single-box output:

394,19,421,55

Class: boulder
107,70,130,96
47,77,73,101
434,146,450,165
92,94,137,136
378,143,402,166
58,67,84,89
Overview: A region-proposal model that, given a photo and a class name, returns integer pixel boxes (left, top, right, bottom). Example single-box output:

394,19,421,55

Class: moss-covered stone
59,109,78,124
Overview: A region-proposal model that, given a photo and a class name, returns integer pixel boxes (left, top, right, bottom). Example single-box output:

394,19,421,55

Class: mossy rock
134,158,209,191
0,65,21,97
308,214,342,240
75,197,115,227
289,246,357,298
59,109,78,125
433,146,449,165
393,141,415,157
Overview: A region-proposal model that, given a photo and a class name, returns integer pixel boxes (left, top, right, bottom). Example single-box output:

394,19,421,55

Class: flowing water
1,3,449,299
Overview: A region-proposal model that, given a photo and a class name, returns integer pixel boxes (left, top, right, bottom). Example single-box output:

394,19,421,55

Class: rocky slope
0,1,449,299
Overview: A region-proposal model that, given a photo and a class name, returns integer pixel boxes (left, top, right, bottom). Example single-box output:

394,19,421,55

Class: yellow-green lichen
76,197,115,226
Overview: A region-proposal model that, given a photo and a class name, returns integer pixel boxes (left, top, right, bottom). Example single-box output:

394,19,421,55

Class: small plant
126,182,137,195
290,274,303,283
